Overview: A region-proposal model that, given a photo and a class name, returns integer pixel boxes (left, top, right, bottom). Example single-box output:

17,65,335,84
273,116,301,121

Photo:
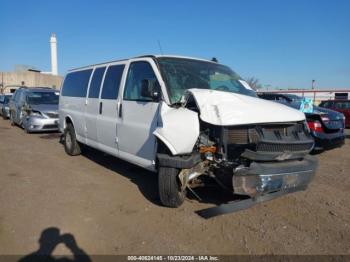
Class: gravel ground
0,118,349,256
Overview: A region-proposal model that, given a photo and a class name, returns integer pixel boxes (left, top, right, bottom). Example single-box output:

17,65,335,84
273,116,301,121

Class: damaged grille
256,142,313,152
223,123,314,161
225,128,249,144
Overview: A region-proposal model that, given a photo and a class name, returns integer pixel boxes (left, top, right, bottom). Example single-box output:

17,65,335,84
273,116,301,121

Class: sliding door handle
99,102,103,114
119,103,122,118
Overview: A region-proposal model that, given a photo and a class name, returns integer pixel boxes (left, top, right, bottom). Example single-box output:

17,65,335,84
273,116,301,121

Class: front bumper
22,116,59,132
232,155,317,197
1,106,10,118
312,131,345,150
4,107,10,118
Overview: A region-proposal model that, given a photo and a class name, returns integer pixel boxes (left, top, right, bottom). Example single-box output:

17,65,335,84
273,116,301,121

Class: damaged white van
59,55,317,210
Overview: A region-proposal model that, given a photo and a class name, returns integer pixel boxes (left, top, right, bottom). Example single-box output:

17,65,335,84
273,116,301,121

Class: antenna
157,40,164,55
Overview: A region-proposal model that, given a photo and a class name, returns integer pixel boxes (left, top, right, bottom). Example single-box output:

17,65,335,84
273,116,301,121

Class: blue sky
0,0,349,89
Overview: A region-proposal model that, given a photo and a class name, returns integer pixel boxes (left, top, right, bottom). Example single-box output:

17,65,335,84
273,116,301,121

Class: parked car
9,87,60,133
319,100,350,128
0,93,12,119
258,93,345,150
59,55,317,210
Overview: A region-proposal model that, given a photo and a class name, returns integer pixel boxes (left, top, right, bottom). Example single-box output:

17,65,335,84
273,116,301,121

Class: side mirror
140,79,161,101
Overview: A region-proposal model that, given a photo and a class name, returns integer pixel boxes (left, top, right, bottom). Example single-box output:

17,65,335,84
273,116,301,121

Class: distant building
0,33,62,94
259,89,350,105
0,70,63,94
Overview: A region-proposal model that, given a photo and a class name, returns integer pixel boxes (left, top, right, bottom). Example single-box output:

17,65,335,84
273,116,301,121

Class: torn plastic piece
196,186,307,219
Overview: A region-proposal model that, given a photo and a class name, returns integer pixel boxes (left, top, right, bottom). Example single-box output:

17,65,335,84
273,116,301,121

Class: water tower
50,33,58,75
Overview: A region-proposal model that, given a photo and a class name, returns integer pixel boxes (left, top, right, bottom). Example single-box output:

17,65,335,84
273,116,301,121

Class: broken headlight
30,110,42,117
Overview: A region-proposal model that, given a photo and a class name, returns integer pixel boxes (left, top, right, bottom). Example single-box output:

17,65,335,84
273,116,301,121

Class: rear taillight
307,121,324,133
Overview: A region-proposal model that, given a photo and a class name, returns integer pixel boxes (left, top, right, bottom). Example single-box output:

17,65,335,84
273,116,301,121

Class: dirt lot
0,118,349,256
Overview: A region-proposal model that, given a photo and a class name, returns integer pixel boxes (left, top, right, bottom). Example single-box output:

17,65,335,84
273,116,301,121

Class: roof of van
69,55,217,72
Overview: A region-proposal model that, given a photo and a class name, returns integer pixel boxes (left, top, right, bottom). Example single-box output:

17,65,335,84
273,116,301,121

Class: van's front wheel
64,123,81,156
158,167,186,208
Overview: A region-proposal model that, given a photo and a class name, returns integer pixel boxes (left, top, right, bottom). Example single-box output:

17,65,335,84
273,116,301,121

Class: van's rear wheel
158,167,186,207
64,123,81,156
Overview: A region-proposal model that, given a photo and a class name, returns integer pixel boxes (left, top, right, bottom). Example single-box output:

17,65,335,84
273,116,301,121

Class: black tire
25,127,31,134
158,166,186,208
63,123,81,156
10,112,15,126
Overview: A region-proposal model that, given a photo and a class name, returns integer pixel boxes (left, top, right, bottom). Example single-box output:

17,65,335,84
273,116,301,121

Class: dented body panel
184,89,305,126
153,102,200,155
153,88,306,156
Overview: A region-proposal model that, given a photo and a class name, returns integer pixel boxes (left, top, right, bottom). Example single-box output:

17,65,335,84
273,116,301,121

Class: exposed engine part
199,146,216,154
198,130,215,147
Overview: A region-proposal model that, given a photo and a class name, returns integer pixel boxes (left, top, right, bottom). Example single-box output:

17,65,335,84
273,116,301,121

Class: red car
319,100,350,128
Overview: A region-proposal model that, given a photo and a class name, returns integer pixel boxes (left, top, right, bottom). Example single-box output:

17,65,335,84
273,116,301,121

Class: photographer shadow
19,227,91,262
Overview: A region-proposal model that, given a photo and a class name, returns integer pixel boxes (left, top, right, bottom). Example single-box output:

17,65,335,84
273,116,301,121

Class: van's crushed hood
184,89,305,126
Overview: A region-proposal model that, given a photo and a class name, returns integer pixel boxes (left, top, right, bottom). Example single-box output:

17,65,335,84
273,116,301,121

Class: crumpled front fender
153,102,199,155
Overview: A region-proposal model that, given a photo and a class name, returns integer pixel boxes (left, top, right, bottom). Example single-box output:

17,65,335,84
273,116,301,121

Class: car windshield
277,94,302,108
282,94,304,103
156,57,257,104
26,91,59,105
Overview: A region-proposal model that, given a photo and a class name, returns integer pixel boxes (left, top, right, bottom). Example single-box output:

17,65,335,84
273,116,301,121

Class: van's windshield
156,57,257,104
26,92,59,105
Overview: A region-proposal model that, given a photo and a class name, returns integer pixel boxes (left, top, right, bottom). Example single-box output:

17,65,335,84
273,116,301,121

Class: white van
59,55,317,209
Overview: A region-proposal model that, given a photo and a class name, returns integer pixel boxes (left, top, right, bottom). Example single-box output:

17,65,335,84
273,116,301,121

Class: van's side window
61,69,93,97
101,65,125,100
88,67,106,98
124,62,159,101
